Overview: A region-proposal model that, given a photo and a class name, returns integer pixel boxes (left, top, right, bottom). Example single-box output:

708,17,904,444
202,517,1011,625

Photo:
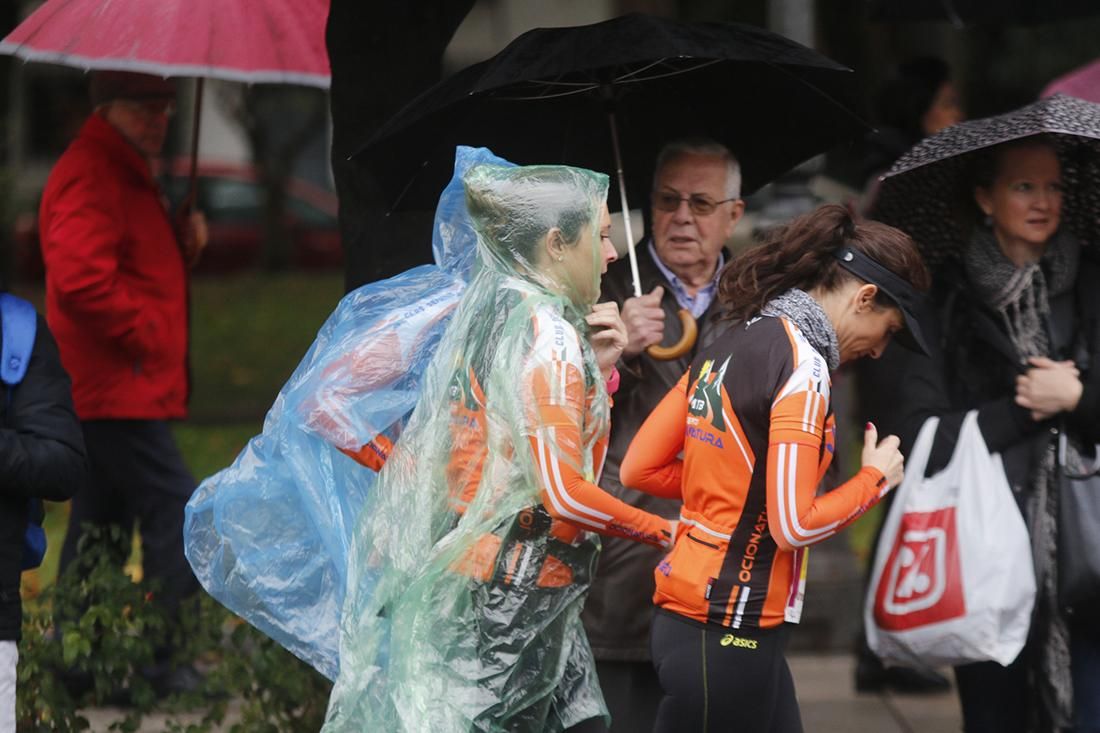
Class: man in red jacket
39,70,208,697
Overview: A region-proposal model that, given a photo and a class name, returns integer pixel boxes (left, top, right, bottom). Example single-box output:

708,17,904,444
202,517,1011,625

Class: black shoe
855,655,951,694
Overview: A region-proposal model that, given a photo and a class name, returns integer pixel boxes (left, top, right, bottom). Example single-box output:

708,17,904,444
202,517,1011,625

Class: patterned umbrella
873,94,1100,273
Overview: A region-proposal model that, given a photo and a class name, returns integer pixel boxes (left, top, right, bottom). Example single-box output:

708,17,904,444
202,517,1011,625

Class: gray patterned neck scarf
963,226,1080,360
762,289,840,370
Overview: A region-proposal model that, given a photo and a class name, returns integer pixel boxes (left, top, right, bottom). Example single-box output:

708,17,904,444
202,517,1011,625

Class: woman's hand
861,422,904,490
1016,357,1083,421
586,302,628,379
661,519,679,550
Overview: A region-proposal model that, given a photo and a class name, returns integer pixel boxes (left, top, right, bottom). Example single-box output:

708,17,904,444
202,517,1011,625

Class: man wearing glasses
580,138,745,732
38,70,208,699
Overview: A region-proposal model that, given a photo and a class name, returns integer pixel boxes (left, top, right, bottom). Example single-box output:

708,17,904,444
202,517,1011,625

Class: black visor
833,246,930,356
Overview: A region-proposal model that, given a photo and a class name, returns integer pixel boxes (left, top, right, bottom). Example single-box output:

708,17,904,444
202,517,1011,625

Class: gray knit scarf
761,289,840,371
963,226,1080,360
964,225,1081,731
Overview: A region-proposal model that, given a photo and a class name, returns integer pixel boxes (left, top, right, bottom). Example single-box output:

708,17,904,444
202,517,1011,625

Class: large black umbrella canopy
355,13,868,214
874,94,1100,273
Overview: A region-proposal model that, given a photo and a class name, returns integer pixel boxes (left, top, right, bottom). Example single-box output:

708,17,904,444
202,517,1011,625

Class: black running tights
650,612,803,733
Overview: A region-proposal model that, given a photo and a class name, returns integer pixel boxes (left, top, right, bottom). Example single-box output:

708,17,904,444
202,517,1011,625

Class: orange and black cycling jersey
444,281,672,554
621,315,888,630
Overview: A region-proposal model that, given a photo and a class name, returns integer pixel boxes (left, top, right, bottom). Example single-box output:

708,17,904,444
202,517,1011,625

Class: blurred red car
13,158,342,279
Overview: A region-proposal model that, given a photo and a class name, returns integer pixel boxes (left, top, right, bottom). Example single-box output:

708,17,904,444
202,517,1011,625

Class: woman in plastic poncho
321,164,676,733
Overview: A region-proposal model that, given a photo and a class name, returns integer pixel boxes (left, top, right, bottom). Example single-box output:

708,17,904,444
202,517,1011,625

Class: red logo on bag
873,507,965,630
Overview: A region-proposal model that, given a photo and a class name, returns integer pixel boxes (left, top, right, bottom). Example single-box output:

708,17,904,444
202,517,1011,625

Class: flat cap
89,70,177,107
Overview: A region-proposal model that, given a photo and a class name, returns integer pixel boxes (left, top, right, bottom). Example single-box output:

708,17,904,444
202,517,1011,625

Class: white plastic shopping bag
865,411,1035,668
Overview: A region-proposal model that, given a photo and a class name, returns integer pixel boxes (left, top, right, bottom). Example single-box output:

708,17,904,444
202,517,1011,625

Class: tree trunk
326,0,476,292
215,84,328,272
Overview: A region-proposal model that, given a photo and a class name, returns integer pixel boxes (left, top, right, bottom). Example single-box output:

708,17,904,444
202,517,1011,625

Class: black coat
859,256,1100,494
0,313,86,640
581,245,733,660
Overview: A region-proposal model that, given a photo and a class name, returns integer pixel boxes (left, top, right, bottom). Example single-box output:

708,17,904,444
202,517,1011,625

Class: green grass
19,271,345,595
173,422,263,484
188,272,344,421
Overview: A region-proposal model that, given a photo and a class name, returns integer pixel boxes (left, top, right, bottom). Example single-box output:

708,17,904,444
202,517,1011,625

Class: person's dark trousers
565,660,663,733
1072,620,1100,733
954,655,1029,732
58,420,199,659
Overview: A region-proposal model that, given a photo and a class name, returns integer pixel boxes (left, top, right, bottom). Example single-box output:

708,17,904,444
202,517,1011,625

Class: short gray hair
654,138,742,200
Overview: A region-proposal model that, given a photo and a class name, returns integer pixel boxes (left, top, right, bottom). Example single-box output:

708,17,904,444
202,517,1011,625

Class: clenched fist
621,285,666,358
861,422,904,490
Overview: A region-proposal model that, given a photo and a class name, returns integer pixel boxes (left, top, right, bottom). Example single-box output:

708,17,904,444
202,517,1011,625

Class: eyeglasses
115,99,177,119
651,190,738,217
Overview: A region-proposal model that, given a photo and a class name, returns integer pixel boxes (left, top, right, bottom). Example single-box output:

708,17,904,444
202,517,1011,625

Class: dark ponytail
719,204,929,322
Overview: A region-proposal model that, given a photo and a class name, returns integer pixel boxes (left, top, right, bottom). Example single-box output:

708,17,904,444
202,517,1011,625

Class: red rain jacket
39,113,188,420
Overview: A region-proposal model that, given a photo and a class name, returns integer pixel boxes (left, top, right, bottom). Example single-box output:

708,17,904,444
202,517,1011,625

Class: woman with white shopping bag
619,205,931,732
864,126,1100,732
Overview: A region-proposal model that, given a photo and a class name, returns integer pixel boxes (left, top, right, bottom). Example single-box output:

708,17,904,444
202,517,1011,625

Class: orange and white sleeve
767,355,886,553
524,314,673,548
619,371,690,499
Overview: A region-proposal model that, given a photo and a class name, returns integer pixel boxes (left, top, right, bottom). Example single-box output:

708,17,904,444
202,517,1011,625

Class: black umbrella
355,13,869,302
873,94,1100,273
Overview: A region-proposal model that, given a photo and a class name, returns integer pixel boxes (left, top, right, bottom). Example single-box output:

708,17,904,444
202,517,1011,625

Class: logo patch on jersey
685,425,725,448
688,356,731,432
552,320,566,361
738,510,768,583
657,558,672,577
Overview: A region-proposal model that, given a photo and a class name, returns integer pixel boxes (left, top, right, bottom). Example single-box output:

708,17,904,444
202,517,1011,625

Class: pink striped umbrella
0,0,330,87
1042,58,1100,105
0,0,331,197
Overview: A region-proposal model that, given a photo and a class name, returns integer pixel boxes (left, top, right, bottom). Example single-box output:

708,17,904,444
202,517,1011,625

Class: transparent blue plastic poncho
184,146,510,680
186,148,617,731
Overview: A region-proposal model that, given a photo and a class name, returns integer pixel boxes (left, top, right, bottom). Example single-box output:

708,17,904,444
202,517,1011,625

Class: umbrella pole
187,77,204,210
606,110,643,298
606,107,697,362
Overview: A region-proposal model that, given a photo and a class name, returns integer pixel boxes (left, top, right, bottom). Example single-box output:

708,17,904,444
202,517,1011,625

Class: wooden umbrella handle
646,309,697,361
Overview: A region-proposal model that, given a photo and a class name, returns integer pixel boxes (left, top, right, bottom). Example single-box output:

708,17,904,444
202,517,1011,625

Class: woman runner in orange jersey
322,164,675,733
620,204,931,732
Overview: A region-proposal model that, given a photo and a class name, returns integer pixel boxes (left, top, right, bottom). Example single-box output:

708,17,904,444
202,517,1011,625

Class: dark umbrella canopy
873,94,1100,272
355,13,868,213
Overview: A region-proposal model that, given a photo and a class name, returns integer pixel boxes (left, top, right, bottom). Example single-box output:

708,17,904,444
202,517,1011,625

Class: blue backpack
0,293,48,571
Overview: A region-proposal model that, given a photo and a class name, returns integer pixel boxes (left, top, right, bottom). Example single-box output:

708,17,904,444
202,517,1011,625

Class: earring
557,256,564,262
